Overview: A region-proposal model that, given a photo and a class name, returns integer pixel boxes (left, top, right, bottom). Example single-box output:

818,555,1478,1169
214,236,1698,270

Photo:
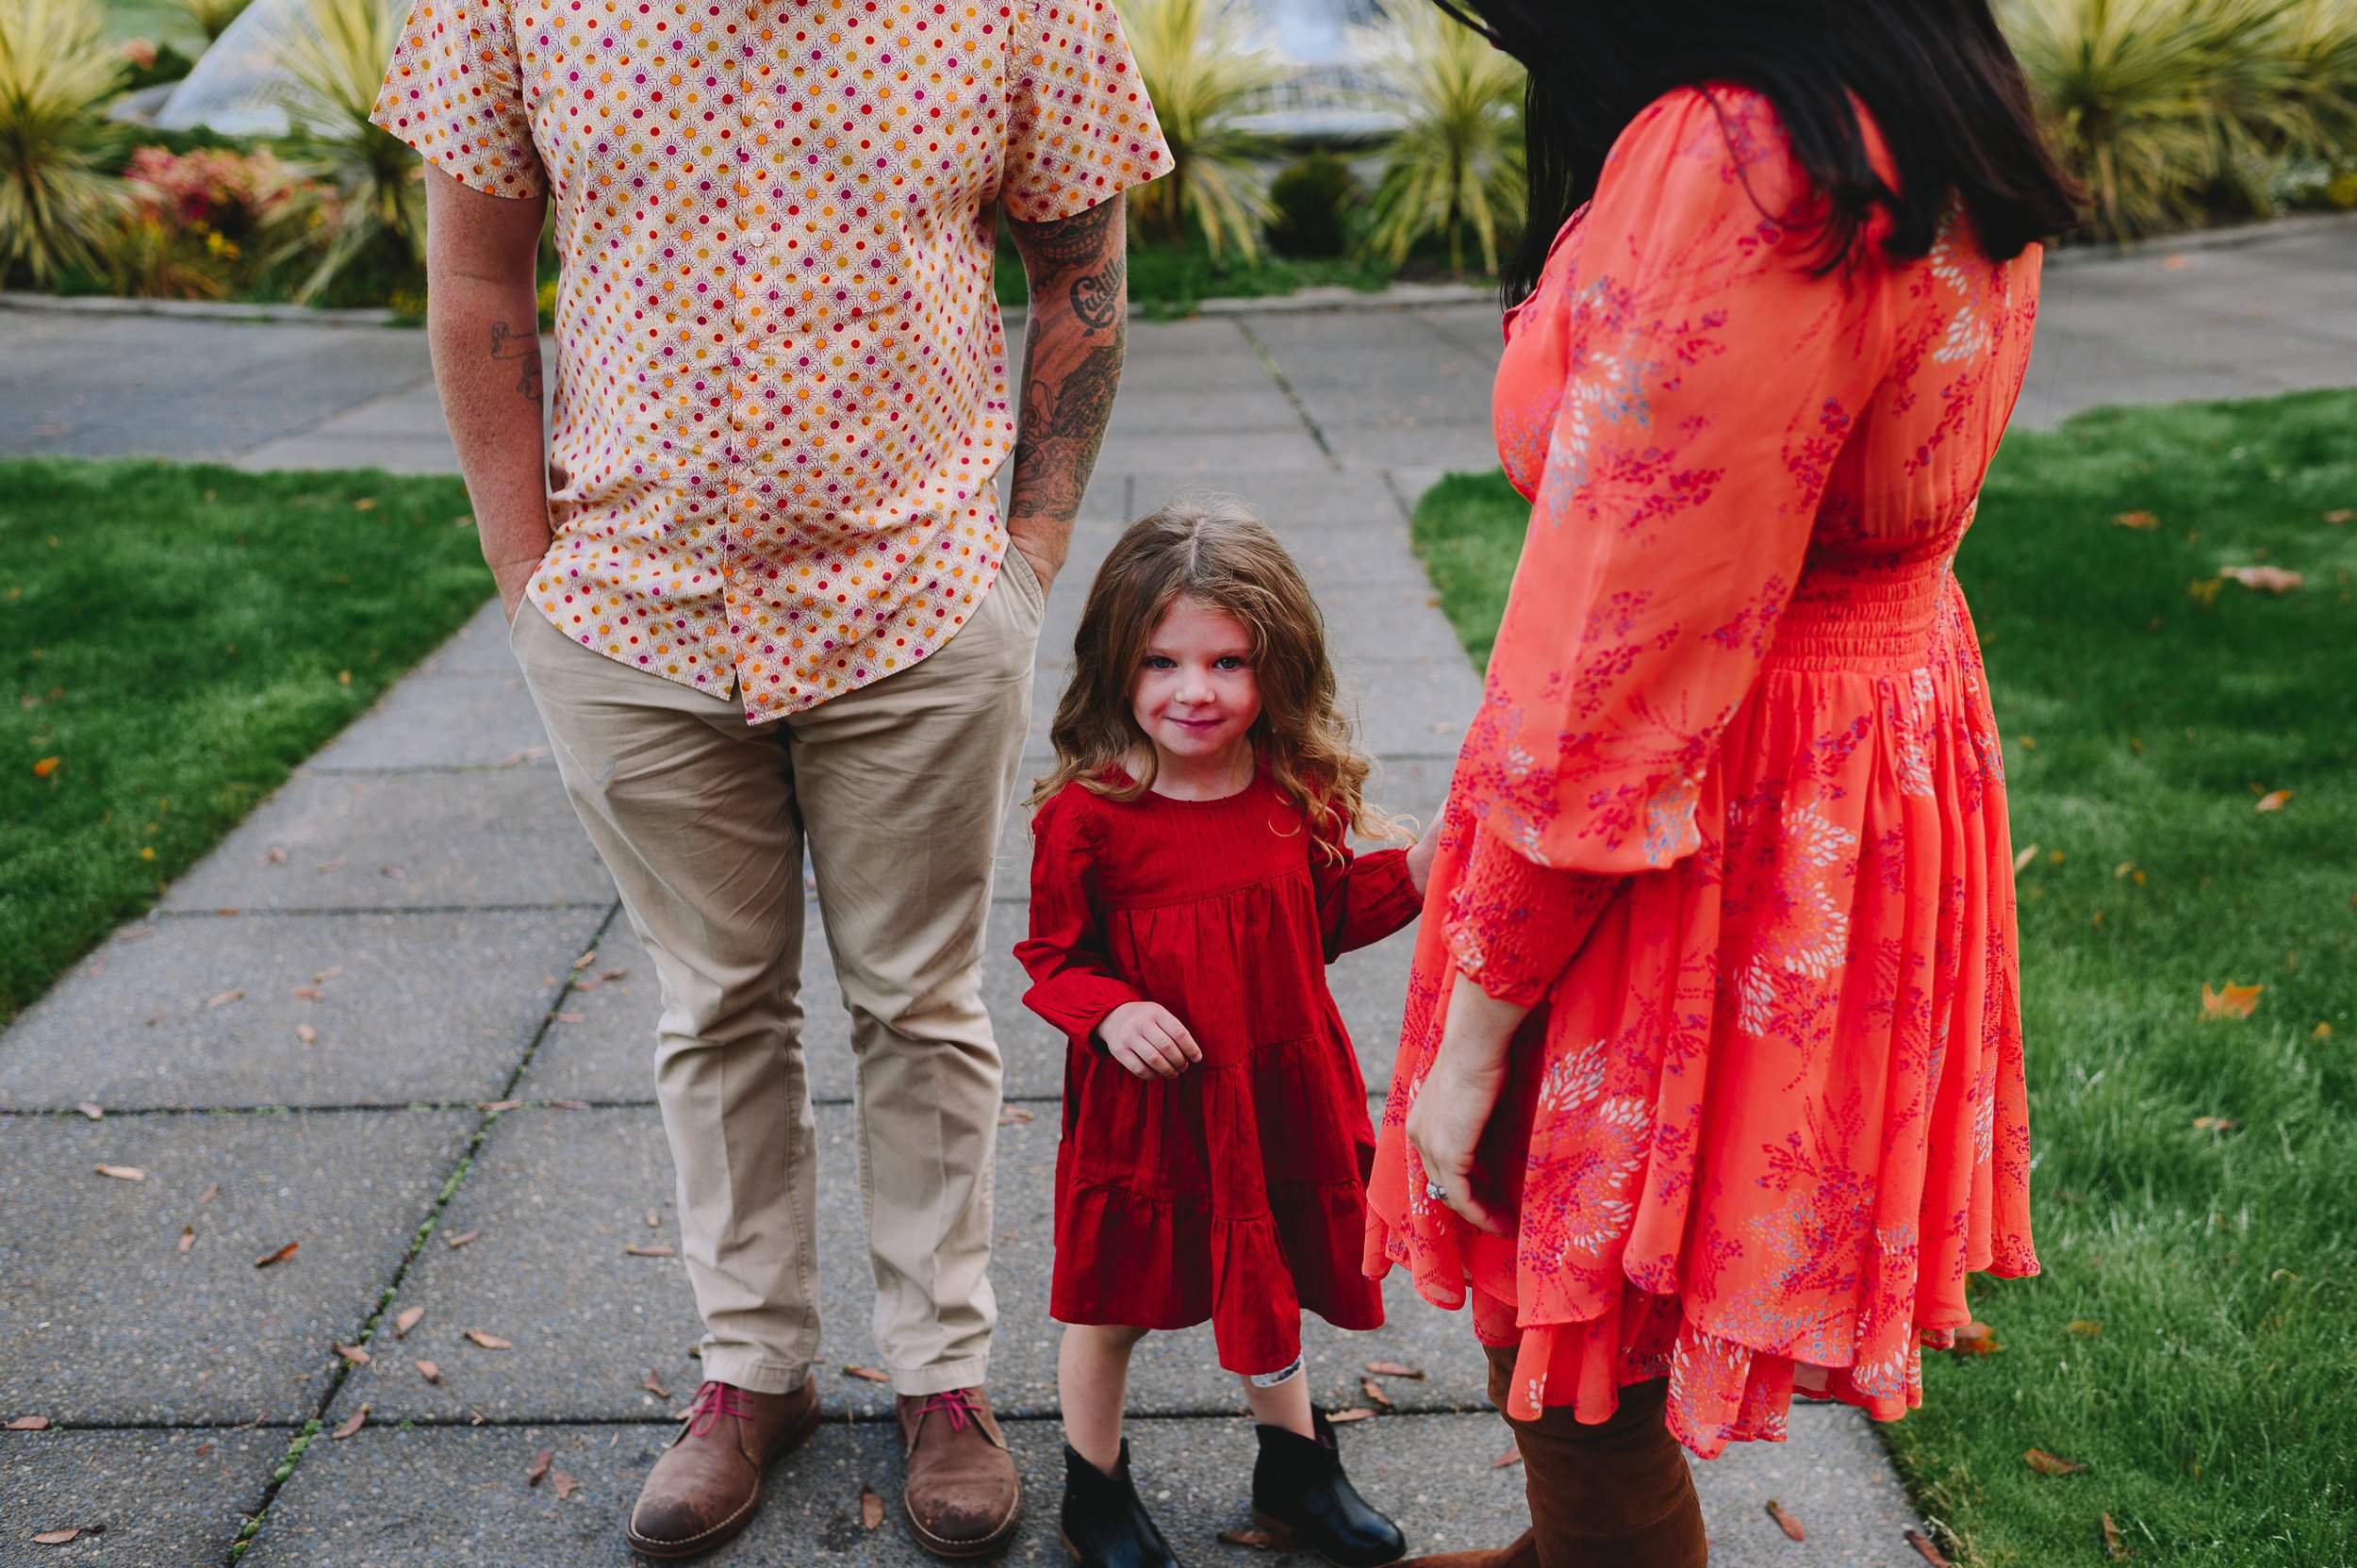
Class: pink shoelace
683,1380,757,1438
916,1388,981,1434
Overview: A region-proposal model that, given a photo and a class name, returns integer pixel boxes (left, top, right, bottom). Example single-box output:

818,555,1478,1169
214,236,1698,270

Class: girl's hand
1405,829,1438,899
1096,1001,1202,1081
1403,978,1527,1236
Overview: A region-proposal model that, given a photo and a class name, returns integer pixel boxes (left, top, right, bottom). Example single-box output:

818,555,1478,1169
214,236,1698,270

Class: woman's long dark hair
1430,1,2083,303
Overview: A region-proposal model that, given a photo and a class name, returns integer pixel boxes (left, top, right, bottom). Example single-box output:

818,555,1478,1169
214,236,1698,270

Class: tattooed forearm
488,321,543,402
1007,200,1129,539
1010,330,1125,523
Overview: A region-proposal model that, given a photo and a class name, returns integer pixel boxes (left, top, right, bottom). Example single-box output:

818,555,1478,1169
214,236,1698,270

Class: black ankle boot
1250,1409,1407,1567
1062,1441,1180,1568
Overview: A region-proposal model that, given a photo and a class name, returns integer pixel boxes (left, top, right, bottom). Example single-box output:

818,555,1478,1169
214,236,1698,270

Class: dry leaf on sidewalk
552,1472,580,1501
394,1307,424,1338
177,1226,194,1253
332,1405,368,1440
464,1330,513,1349
1363,1362,1426,1379
334,1344,370,1365
205,990,243,1009
860,1487,884,1530
74,1102,103,1120
197,1182,218,1203
625,1245,676,1258
444,1230,483,1249
843,1365,891,1382
1326,1408,1376,1424
30,1528,87,1544
1217,1528,1286,1550
7,1416,51,1430
1904,1529,1952,1566
1361,1378,1392,1409
93,1164,145,1181
528,1449,552,1485
255,1242,298,1268
643,1371,670,1398
416,1361,440,1384
1491,1445,1522,1469
1766,1500,1805,1541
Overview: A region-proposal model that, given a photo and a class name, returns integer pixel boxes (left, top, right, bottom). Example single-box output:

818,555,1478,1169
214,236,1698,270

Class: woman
1364,6,2082,1566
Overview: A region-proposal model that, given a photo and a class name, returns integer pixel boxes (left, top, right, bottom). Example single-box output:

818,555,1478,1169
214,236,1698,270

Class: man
371,2,1168,1556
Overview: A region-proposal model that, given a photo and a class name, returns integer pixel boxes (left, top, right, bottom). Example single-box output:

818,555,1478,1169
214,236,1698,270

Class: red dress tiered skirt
1019,773,1423,1376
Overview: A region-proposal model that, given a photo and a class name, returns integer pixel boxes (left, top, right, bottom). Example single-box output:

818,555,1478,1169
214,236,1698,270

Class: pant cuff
698,1347,813,1396
891,1353,991,1399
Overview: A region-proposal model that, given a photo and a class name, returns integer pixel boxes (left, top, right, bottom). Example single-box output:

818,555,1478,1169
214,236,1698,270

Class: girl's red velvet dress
1019,771,1423,1376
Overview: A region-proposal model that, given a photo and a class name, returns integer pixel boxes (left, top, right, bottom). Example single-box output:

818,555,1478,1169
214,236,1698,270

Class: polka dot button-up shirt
371,0,1170,718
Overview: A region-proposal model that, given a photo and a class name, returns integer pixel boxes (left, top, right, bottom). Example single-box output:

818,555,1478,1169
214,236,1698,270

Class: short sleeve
998,0,1173,225
370,0,545,200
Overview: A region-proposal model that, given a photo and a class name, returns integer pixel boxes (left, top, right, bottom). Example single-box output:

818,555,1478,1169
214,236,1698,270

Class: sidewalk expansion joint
217,901,627,1566
1231,318,1341,472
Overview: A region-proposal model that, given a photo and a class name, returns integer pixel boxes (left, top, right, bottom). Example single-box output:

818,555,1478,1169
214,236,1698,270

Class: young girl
1018,494,1433,1568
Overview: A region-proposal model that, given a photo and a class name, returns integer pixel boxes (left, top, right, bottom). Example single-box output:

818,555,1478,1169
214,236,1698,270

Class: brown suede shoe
897,1387,1023,1559
624,1379,820,1560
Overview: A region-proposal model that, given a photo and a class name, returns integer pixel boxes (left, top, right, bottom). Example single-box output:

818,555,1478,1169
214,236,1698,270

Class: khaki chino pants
510,555,1045,1397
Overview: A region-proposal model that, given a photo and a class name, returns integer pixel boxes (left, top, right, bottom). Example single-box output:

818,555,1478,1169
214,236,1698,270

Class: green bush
1114,0,1285,261
1357,0,1525,274
0,0,128,286
1267,151,1357,257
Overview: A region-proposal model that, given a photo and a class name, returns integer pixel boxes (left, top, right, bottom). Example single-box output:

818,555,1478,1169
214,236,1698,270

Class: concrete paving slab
325,1105,1491,1428
1244,313,1501,436
161,768,616,915
0,1426,290,1568
249,1405,1924,1568
235,386,464,474
305,673,552,772
0,908,606,1112
1093,430,1334,478
414,599,526,679
0,1108,477,1424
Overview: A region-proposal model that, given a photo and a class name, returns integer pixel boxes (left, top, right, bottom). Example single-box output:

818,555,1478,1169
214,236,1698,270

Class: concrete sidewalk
8,223,2352,1568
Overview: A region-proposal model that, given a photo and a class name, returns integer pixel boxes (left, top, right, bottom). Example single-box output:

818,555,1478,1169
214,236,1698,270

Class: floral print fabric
1363,87,2043,1458
371,0,1169,718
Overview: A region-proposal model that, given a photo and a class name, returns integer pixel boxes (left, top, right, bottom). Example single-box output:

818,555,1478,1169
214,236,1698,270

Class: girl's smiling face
1132,594,1261,775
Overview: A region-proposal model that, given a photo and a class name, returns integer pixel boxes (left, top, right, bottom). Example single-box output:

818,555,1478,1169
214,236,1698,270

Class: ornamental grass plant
0,0,126,286
1114,0,1286,261
266,0,422,304
2002,0,2357,239
1355,0,1525,275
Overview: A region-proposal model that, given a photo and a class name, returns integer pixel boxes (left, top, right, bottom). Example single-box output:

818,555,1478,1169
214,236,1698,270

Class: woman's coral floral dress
1364,87,2042,1458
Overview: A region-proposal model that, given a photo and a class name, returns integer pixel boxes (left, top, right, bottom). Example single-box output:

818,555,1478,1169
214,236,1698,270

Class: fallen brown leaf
1905,1529,1952,1566
624,1244,676,1257
476,1099,521,1114
2192,1115,2235,1131
2325,508,2354,525
1326,1408,1376,1424
549,1012,585,1025
528,1449,552,1485
30,1528,83,1544
2013,842,2038,873
255,1242,298,1268
463,1329,512,1349
1217,1528,1286,1550
315,855,347,874
205,989,243,1009
74,1102,102,1120
2065,1320,2102,1338
842,1365,891,1382
93,1164,145,1181
2102,1512,2132,1560
31,756,60,779
294,1025,318,1045
2201,982,2262,1019
196,1182,218,1203
396,1306,426,1338
1364,1362,1426,1379
315,966,343,982
265,847,288,864
2024,1447,2087,1476
573,949,599,970
335,1344,371,1365
2111,510,2159,530
997,1105,1035,1124
643,1370,670,1398
1951,1322,2002,1356
2221,565,2302,594
2255,790,2292,813
444,1229,482,1249
177,1226,194,1253
1491,1444,1522,1468
289,986,321,1000
416,1361,440,1384
1361,1378,1392,1409
379,866,406,882
860,1486,884,1530
1766,1499,1805,1541
552,1472,580,1500
7,1415,51,1430
331,1404,368,1440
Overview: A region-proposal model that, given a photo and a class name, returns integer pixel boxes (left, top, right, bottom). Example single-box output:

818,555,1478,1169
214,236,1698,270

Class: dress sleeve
997,0,1173,225
1444,827,1619,1007
1016,790,1143,1052
369,0,544,199
1308,812,1424,964
1458,87,1891,883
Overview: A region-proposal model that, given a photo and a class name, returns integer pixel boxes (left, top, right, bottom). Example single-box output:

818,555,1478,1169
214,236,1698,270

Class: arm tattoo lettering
489,321,543,403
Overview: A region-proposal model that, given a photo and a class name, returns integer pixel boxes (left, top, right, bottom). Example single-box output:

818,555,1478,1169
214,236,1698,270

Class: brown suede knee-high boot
1490,1348,1706,1568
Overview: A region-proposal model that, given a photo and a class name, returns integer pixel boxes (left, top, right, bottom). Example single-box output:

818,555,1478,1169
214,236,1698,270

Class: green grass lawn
1,459,492,1022
1409,388,2357,1567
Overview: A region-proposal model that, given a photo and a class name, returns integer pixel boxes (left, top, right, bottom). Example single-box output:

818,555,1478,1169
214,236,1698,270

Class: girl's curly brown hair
1030,490,1402,857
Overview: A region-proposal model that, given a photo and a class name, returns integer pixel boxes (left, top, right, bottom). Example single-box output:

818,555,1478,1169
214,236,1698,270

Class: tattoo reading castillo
489,321,543,402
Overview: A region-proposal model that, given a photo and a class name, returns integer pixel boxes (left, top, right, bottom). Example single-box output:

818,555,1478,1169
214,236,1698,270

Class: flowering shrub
111,144,293,297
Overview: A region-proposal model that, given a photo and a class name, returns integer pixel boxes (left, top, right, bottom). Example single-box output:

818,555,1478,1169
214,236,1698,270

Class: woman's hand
1096,1001,1201,1081
1404,976,1529,1236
